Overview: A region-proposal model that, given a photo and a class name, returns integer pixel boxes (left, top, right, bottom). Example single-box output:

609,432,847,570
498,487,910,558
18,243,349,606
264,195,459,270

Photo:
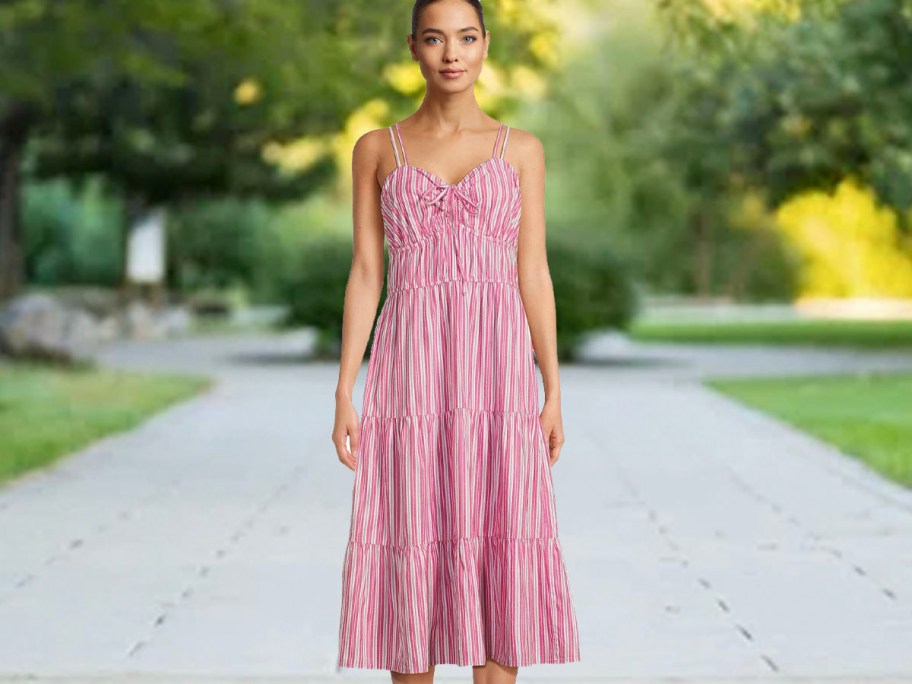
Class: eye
425,36,441,45
463,36,477,43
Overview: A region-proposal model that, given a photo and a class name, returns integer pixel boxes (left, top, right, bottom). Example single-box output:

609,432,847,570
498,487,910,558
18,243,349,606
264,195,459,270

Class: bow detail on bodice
420,183,480,296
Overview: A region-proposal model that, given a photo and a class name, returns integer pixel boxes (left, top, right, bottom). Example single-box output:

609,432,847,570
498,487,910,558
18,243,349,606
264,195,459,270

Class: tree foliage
1,0,557,298
538,0,912,300
657,0,912,212
776,180,912,297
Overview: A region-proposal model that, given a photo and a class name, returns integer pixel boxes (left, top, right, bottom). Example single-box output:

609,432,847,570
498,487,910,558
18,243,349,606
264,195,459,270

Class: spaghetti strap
394,122,410,166
499,125,511,159
491,122,504,157
388,126,402,167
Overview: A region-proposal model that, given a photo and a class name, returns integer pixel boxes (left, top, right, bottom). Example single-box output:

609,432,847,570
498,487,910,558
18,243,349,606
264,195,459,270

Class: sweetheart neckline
380,156,519,197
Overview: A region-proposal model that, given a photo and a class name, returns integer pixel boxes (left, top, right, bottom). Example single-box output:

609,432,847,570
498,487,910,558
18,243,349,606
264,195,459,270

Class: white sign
126,207,166,284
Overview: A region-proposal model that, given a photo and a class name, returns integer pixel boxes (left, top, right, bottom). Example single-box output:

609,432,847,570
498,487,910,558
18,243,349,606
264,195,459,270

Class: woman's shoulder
351,127,400,175
502,126,543,155
353,127,396,156
499,126,544,181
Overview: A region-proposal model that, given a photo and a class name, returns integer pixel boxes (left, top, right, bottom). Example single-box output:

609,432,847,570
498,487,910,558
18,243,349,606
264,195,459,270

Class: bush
548,234,639,360
167,198,273,295
279,232,637,361
775,180,912,298
23,177,122,286
279,233,385,358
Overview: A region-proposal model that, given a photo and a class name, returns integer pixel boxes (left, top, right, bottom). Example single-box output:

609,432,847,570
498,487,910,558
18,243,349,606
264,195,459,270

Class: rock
161,305,193,336
52,285,121,320
95,314,123,342
119,302,193,338
122,300,167,339
0,293,102,363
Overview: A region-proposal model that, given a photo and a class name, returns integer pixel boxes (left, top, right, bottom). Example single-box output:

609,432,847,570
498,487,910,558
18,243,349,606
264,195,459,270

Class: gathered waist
386,231,518,295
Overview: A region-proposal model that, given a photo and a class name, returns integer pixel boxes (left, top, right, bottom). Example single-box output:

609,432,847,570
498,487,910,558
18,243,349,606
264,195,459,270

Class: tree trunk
690,209,713,298
727,232,763,300
0,106,32,302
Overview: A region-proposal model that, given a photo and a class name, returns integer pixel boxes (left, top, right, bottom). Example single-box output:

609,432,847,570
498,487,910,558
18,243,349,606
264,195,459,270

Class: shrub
548,235,639,360
279,234,386,358
279,232,637,361
775,180,912,298
23,178,122,286
167,198,272,294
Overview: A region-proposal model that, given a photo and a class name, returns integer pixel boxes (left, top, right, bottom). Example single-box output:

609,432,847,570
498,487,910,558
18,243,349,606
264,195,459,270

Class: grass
0,362,214,486
630,318,912,348
707,371,912,488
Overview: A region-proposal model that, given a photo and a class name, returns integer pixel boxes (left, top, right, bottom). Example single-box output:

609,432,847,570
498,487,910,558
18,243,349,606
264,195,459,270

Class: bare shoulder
352,128,398,192
506,127,543,153
504,127,545,180
352,127,390,167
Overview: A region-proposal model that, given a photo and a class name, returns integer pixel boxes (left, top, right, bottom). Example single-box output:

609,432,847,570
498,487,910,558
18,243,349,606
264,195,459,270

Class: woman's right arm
332,131,387,471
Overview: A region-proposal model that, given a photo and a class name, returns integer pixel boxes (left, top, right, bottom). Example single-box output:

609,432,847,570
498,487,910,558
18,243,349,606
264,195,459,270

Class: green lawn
708,372,912,488
631,318,912,348
0,362,214,485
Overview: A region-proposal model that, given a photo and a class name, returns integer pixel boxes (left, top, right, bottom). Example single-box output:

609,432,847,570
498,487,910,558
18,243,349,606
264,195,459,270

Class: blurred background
2,0,911,361
0,0,912,492
2,0,912,523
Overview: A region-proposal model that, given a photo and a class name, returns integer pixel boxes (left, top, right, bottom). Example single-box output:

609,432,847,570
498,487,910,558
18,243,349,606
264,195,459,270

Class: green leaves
655,0,912,212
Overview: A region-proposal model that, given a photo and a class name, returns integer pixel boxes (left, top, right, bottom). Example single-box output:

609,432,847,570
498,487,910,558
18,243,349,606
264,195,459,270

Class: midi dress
336,121,581,673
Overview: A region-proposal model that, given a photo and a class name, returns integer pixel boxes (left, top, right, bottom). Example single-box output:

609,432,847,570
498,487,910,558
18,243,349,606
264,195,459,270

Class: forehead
418,0,481,31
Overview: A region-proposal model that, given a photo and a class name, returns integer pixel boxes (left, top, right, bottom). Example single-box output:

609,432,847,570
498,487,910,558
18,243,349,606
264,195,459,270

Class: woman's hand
539,397,565,467
333,396,361,471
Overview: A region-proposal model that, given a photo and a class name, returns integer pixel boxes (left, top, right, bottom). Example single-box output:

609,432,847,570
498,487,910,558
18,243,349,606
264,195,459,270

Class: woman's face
411,0,488,90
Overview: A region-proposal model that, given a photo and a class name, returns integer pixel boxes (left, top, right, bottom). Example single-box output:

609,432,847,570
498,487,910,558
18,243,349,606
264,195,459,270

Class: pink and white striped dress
336,121,581,673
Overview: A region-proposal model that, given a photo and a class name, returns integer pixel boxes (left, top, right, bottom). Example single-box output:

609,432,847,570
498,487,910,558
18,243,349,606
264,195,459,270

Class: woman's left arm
513,130,564,467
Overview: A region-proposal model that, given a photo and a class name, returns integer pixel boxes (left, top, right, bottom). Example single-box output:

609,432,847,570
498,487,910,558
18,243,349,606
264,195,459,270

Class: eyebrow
421,26,480,35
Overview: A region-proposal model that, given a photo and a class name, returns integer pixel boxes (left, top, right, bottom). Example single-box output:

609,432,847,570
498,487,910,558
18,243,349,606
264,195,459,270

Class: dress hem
337,650,582,673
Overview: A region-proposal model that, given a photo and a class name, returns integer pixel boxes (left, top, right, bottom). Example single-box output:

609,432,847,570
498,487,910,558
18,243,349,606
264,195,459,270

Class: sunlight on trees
703,0,804,22
233,79,262,106
5,0,912,307
776,180,912,298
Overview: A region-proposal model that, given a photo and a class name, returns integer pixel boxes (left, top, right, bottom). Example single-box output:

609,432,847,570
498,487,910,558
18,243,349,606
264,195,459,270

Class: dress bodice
379,123,522,297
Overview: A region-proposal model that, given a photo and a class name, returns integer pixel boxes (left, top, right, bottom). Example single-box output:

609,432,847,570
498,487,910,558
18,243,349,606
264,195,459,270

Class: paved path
1,331,911,683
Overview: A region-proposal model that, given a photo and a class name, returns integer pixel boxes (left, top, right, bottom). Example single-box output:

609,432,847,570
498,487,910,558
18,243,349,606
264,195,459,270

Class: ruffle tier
336,533,581,673
337,408,581,673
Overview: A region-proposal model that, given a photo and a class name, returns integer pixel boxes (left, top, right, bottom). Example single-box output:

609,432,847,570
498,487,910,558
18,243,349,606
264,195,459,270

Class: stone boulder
0,293,102,364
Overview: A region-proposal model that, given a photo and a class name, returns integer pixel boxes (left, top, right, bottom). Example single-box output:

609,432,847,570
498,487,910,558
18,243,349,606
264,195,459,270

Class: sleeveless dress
336,121,581,673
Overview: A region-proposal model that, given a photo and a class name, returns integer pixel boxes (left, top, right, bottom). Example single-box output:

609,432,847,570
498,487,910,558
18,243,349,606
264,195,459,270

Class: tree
656,0,912,214
648,0,912,295
1,0,557,300
736,0,912,213
0,1,227,298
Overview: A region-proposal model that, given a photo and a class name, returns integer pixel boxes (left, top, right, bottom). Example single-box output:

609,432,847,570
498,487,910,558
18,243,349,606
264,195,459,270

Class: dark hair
411,0,486,40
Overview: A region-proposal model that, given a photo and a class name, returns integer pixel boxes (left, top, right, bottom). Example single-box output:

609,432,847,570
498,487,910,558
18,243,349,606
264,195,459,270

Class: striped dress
336,121,581,673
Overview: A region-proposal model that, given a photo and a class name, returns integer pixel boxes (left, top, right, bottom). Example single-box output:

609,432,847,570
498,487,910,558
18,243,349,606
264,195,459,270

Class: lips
441,70,464,75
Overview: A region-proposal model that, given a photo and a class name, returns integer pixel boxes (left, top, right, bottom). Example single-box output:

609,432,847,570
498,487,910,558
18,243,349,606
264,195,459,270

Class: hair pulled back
411,0,486,39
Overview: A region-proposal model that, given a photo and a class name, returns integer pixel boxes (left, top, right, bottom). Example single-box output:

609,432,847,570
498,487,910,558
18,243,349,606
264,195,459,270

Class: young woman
333,1,581,681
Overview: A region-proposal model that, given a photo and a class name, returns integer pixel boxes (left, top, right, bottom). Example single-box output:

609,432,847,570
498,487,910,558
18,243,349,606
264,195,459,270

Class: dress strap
498,125,511,159
388,126,402,167
394,122,410,166
491,122,504,158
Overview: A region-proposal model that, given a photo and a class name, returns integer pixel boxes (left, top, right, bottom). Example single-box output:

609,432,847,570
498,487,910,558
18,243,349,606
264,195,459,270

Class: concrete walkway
1,331,911,682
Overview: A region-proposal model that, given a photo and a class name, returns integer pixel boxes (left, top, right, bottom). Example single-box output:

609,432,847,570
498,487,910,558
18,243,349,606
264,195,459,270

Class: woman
333,0,581,681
